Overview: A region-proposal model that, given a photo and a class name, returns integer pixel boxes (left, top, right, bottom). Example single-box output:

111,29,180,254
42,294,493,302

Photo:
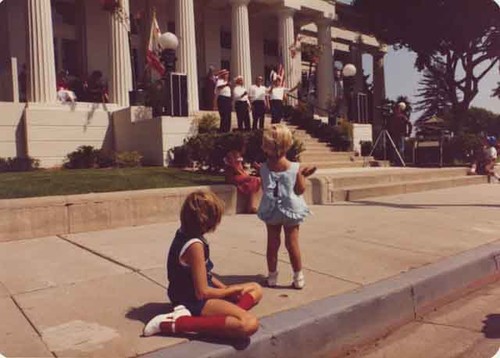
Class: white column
176,0,199,113
278,8,295,88
316,18,334,114
231,0,252,88
27,0,57,103
109,0,133,107
372,47,387,135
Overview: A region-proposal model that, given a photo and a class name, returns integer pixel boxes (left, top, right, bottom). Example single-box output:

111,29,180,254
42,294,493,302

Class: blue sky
339,0,499,119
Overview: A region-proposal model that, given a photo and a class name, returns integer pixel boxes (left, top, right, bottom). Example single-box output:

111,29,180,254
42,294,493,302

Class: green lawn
0,167,225,199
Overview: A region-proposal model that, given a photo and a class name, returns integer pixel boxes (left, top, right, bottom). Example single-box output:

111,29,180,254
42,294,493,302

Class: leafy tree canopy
353,0,499,66
353,0,499,124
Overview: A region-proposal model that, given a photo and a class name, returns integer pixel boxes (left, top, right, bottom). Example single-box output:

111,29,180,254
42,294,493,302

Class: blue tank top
257,162,310,222
167,229,214,304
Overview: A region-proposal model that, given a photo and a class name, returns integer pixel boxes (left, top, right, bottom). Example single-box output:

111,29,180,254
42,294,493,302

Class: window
220,60,230,73
220,30,231,49
52,0,76,26
263,39,279,57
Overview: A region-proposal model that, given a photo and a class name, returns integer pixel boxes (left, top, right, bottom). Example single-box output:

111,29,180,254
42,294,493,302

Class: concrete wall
0,185,237,242
161,116,196,163
352,123,373,154
25,103,118,167
249,14,265,79
0,102,27,158
84,0,110,79
113,106,164,166
204,8,221,72
7,0,27,70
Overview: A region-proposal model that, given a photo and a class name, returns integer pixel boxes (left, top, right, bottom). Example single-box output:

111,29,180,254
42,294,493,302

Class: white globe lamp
342,64,357,78
398,102,407,111
158,32,179,50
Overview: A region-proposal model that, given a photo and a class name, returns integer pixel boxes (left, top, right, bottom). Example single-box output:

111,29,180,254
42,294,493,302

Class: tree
354,0,500,131
415,67,452,120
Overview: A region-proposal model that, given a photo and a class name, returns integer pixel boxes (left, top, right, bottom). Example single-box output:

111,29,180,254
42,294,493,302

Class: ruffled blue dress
257,162,310,226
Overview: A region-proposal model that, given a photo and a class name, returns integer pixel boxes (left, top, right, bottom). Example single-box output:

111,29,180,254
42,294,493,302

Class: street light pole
342,63,357,122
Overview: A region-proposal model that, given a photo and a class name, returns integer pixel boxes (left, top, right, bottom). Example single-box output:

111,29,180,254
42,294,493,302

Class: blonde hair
261,124,293,158
180,191,225,236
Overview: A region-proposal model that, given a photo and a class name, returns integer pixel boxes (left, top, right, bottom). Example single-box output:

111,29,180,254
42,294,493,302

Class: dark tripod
369,103,406,167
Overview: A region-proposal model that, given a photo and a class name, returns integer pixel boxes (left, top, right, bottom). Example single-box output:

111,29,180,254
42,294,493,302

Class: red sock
161,316,227,334
236,293,256,311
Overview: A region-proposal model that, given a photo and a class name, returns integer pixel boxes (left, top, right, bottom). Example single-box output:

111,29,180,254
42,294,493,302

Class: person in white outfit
249,76,267,129
233,76,251,131
215,69,232,132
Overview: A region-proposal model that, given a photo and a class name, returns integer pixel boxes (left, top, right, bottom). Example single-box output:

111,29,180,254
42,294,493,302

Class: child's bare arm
210,276,227,289
294,170,307,195
294,166,316,195
184,243,243,300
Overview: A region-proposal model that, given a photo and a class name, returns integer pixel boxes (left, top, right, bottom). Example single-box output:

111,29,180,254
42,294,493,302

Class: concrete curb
141,241,500,358
0,185,236,242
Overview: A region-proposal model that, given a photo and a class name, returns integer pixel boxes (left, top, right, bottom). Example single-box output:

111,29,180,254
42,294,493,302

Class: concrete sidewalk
1,184,500,357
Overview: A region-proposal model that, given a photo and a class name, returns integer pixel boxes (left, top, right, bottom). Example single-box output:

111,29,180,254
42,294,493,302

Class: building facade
0,0,387,167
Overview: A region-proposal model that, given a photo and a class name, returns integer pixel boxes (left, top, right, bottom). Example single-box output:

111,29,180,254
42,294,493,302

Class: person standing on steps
233,76,251,131
249,76,267,129
215,69,232,132
268,76,287,124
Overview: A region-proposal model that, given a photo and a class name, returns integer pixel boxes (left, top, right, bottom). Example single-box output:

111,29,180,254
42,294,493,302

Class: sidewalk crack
55,235,166,289
10,296,57,357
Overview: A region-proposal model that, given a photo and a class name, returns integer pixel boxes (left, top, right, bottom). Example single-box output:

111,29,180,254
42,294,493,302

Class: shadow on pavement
126,302,174,324
344,201,500,210
215,273,267,286
482,314,500,338
126,302,251,350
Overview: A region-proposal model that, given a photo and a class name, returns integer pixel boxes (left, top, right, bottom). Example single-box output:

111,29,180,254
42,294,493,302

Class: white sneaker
267,271,278,287
293,271,305,289
143,305,191,336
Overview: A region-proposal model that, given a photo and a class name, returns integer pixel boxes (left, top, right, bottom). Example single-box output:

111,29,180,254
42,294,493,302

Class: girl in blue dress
257,124,316,289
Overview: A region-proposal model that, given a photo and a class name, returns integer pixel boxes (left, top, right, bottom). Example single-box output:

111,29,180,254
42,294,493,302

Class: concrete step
302,161,367,169
331,175,488,202
318,167,470,188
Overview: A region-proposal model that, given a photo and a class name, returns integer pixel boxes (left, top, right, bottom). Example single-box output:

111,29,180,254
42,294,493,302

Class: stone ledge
0,185,236,242
141,241,500,358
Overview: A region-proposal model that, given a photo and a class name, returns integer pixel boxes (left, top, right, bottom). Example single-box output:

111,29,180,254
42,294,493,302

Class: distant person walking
233,76,251,131
215,69,232,132
257,124,316,289
249,76,267,129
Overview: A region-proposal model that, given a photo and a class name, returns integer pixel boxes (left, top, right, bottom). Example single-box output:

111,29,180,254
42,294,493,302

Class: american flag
277,63,285,86
146,12,165,80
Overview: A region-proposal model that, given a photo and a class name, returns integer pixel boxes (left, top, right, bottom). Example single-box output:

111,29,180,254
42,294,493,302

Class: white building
0,0,387,167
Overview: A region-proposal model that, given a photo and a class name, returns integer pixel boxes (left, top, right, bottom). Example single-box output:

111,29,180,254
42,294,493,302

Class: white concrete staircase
306,167,488,203
288,124,386,169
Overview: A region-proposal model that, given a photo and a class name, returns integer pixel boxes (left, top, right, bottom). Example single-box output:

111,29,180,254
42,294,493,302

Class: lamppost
342,63,357,122
158,32,179,74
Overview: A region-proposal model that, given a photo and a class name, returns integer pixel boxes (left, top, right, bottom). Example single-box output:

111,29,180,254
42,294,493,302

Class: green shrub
169,130,304,170
64,146,115,169
0,157,40,172
196,113,219,134
115,151,143,168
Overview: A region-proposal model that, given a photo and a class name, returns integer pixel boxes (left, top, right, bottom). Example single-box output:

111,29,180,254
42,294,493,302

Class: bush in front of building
168,130,304,172
0,157,40,172
63,146,143,169
196,113,219,134
115,151,143,168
